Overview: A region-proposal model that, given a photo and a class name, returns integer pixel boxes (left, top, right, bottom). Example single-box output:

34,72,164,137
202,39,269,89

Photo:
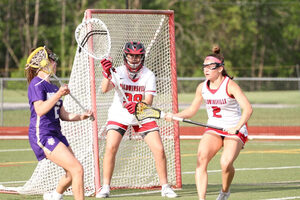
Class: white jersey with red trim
107,65,157,125
202,76,248,136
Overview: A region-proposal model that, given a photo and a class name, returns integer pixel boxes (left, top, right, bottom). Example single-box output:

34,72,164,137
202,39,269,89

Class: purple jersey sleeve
28,77,63,133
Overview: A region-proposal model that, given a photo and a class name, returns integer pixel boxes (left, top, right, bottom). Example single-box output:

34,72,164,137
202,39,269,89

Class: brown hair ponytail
208,45,233,79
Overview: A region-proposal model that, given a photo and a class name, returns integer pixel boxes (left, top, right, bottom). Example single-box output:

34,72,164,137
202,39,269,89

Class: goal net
9,9,181,196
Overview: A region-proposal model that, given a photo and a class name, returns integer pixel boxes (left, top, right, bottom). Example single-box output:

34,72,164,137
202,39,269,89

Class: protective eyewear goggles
48,52,59,62
202,62,224,70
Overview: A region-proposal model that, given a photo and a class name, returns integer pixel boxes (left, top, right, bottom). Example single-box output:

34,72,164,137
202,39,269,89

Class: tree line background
0,0,300,78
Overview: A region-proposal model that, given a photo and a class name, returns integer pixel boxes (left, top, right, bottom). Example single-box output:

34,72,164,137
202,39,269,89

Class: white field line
110,188,180,197
250,143,300,146
0,136,28,140
180,135,300,140
0,181,26,184
0,181,27,185
182,166,300,174
261,197,300,200
0,148,31,153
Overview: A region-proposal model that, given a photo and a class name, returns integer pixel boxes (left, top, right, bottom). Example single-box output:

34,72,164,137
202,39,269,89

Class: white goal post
1,9,181,196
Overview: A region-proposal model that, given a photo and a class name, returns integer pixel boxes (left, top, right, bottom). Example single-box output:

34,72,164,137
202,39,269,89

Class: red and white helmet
123,41,146,73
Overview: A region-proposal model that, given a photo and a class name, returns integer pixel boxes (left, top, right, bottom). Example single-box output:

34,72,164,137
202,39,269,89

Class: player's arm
59,106,92,121
166,82,204,121
101,78,114,93
143,93,154,106
142,72,156,106
34,85,69,117
228,79,253,132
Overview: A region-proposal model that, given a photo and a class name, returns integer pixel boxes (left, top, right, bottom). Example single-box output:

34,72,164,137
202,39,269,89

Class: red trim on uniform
131,78,139,82
107,121,158,134
210,89,217,93
145,90,156,93
206,76,227,94
107,121,128,130
225,77,235,99
132,121,158,133
205,127,248,144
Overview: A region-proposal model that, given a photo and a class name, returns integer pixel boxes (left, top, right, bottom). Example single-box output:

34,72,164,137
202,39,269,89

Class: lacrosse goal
11,9,181,196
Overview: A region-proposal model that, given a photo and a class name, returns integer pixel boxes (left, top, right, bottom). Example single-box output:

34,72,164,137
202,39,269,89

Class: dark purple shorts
29,129,69,161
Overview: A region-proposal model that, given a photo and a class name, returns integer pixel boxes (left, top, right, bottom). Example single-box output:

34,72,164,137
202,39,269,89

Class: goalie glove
124,101,137,114
101,58,113,79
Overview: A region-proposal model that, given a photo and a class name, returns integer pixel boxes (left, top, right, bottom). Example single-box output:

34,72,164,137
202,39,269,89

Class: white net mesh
16,9,180,196
93,11,179,189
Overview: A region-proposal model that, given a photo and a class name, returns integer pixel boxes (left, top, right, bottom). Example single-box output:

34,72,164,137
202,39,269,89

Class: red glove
124,102,137,114
101,58,112,79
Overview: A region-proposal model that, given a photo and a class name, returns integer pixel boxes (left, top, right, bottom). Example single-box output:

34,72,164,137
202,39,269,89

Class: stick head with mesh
135,102,162,121
75,18,111,60
25,46,55,75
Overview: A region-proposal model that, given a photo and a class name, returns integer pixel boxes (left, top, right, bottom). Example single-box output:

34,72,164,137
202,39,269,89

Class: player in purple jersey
166,45,252,200
25,46,92,200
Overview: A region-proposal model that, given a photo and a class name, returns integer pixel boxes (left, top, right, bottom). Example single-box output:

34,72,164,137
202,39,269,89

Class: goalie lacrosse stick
75,19,126,99
25,46,94,121
75,18,142,126
135,102,239,134
75,18,111,60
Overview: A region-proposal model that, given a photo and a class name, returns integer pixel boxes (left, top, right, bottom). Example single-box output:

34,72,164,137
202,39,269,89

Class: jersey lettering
54,101,61,119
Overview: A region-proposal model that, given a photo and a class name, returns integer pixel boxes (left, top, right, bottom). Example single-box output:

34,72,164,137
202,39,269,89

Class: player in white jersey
96,42,177,198
165,45,252,200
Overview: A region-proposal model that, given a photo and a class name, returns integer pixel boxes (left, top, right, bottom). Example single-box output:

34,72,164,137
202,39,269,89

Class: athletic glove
124,102,137,114
101,58,112,79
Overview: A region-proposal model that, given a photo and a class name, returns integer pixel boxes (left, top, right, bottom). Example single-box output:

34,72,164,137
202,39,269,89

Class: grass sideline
4,89,300,104
1,140,300,199
3,106,300,127
2,90,300,126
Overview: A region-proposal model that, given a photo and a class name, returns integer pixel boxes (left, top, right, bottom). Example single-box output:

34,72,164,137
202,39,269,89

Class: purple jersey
28,77,62,132
27,77,68,161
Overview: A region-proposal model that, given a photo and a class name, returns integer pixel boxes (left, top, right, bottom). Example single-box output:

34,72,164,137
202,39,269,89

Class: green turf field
0,139,300,200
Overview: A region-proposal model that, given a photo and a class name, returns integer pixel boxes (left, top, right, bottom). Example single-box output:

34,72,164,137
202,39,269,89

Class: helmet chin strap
35,73,51,86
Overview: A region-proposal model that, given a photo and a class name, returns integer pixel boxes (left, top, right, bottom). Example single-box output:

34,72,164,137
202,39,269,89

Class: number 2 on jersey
212,106,222,118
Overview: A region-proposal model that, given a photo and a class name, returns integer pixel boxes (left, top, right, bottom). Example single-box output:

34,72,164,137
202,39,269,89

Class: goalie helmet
123,41,146,74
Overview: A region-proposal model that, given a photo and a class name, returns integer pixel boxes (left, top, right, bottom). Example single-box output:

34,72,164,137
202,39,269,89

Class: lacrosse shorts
205,127,248,145
29,129,70,161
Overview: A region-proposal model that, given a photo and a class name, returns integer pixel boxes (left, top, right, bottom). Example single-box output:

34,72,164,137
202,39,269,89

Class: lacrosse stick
135,102,239,134
75,18,142,126
51,74,94,121
75,18,111,60
25,46,94,121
